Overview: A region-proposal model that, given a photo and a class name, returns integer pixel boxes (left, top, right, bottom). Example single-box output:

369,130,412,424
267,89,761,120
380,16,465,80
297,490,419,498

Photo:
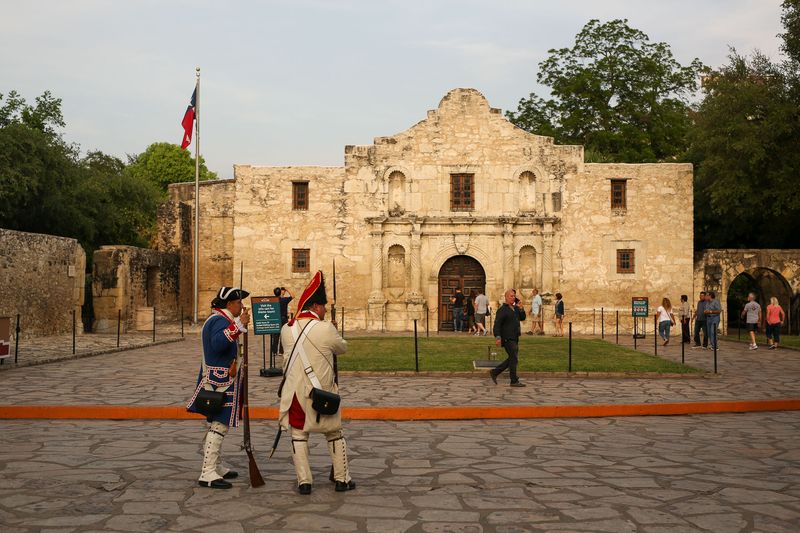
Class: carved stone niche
387,244,406,300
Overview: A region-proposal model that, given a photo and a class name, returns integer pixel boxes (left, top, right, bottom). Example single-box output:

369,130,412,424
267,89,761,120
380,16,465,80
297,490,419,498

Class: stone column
542,222,554,294
502,222,514,291
406,221,425,322
368,220,387,331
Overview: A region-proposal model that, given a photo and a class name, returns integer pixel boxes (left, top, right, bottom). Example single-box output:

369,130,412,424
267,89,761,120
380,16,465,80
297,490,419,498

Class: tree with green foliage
690,0,800,249
507,19,705,162
126,141,216,194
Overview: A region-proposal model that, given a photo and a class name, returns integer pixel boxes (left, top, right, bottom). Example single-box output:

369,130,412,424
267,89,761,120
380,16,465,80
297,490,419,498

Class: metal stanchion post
414,319,419,373
593,308,596,335
152,306,156,343
181,306,184,338
341,306,345,339
14,313,20,364
714,342,718,374
568,322,573,372
634,318,638,350
681,332,685,364
426,305,429,338
117,309,121,347
72,309,76,355
601,307,604,339
616,310,619,344
654,313,658,356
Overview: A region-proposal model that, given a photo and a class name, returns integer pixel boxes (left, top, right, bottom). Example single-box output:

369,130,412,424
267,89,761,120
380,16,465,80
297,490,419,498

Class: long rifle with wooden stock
240,263,265,487
331,259,339,384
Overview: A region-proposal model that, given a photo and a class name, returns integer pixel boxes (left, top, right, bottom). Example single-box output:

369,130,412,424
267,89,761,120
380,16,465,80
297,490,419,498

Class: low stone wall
0,228,86,338
92,246,180,333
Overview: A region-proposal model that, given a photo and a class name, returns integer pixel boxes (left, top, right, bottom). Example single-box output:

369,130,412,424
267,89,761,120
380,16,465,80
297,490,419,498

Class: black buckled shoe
198,478,233,489
222,470,238,480
298,483,313,495
335,480,356,492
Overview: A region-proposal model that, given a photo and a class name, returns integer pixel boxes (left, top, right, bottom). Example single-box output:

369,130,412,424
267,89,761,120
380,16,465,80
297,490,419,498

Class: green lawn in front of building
338,335,699,373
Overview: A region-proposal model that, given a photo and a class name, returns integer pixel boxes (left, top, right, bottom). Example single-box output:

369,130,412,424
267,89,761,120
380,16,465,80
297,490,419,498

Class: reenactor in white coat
278,271,354,495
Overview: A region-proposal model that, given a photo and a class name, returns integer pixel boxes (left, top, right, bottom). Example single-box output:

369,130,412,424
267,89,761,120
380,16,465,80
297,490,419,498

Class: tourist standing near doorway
705,291,722,350
451,288,465,332
490,289,527,387
553,293,565,337
766,297,786,350
656,297,676,346
678,295,691,344
527,288,543,335
692,292,708,349
466,290,477,334
474,290,489,336
741,293,762,350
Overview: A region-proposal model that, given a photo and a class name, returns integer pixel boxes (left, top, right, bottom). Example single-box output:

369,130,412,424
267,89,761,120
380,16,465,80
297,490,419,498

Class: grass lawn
722,333,800,351
339,336,698,373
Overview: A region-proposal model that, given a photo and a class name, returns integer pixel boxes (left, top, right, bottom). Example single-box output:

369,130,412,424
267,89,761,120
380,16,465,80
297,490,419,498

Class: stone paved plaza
1,414,799,532
0,335,798,531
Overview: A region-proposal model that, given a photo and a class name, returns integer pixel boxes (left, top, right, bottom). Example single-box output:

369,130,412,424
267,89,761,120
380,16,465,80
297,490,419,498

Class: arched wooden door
438,255,486,331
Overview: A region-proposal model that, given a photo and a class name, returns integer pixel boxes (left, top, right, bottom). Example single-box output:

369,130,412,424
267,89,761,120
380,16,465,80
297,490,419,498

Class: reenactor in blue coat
187,286,250,489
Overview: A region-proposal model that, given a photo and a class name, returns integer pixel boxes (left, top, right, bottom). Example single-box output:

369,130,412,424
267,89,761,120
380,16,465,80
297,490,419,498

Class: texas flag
180,87,196,150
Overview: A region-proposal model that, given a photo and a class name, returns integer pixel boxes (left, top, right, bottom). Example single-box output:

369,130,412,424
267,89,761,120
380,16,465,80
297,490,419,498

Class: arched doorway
438,255,486,331
726,268,793,333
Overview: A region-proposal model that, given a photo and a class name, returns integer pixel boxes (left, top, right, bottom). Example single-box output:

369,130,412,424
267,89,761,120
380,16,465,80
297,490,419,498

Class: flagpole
193,67,200,325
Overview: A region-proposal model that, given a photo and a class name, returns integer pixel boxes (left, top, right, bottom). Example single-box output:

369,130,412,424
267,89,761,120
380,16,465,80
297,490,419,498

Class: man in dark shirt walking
692,292,708,349
451,288,466,332
490,289,527,387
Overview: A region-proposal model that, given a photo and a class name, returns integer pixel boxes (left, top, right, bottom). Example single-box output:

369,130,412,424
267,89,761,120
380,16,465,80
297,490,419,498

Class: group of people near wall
451,287,566,338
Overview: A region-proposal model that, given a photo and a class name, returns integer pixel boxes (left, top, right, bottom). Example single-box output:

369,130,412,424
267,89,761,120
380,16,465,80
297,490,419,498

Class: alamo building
157,88,693,333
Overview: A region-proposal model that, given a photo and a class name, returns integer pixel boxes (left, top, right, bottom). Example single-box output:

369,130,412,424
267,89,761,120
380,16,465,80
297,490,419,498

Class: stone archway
727,268,793,333
437,255,486,331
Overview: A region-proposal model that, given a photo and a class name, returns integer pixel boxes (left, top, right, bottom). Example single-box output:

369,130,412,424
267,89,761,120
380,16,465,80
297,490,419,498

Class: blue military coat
186,309,244,427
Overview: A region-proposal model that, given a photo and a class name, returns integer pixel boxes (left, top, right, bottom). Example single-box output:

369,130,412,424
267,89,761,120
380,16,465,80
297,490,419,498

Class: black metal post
263,335,267,369
634,318,638,351
714,342,718,374
116,309,121,347
426,305,429,338
681,332,685,364
601,307,604,339
568,322,573,372
180,306,184,338
616,310,619,344
413,319,419,373
593,308,596,335
341,306,345,339
738,320,741,341
72,309,76,354
14,313,20,364
654,313,658,356
152,306,156,343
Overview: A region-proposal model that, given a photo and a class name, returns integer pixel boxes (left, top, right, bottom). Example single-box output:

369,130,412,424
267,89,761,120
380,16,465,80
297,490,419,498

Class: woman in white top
657,297,676,346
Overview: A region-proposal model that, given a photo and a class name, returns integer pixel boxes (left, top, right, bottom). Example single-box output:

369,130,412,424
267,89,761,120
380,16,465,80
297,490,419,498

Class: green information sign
631,297,649,317
251,296,282,335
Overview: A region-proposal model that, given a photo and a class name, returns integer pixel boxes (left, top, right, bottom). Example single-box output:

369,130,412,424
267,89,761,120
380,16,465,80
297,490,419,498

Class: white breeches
290,428,351,486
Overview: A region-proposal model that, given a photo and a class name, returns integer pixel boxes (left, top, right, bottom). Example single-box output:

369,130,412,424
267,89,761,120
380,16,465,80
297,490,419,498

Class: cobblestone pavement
1,413,798,532
0,334,798,408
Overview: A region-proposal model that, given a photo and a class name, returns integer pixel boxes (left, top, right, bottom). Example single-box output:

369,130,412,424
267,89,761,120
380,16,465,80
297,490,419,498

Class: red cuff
223,322,241,342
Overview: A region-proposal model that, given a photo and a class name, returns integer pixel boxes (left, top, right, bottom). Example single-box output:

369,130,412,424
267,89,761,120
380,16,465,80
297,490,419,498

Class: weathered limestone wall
560,163,695,332
92,246,180,332
158,180,235,319
0,228,85,338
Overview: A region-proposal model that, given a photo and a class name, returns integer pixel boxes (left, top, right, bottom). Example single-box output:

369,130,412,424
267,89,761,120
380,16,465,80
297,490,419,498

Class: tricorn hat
297,271,327,312
211,286,250,308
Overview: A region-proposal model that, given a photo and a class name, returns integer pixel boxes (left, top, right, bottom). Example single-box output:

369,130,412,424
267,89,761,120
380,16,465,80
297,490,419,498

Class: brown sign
0,317,10,358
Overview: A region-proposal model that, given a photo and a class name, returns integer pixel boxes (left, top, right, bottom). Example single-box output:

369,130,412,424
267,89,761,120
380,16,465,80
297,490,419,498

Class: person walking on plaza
528,288,543,335
704,291,722,350
553,293,565,337
741,293,763,350
692,292,709,349
656,297,676,346
187,286,250,489
678,295,691,344
466,290,477,334
278,271,354,495
474,289,489,336
451,288,465,332
490,289,527,387
766,296,786,350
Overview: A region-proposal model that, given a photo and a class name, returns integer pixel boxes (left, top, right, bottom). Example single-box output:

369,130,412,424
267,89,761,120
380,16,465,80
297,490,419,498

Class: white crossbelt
288,321,323,389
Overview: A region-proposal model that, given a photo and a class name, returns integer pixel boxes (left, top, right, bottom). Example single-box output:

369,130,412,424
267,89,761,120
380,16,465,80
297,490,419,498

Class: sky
1,0,787,178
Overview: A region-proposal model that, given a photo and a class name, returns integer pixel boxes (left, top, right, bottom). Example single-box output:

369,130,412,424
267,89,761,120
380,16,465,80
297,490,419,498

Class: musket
331,259,339,385
240,263,265,487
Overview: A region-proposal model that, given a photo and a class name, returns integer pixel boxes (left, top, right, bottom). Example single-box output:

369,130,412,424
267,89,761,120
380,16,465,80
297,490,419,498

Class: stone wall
92,246,180,333
158,180,235,320
0,228,85,338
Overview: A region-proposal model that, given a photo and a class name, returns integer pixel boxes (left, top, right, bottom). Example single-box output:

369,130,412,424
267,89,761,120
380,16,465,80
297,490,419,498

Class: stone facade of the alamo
157,88,694,333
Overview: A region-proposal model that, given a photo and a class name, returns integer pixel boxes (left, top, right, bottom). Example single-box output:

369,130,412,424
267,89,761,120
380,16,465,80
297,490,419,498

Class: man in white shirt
528,288,543,335
473,290,489,336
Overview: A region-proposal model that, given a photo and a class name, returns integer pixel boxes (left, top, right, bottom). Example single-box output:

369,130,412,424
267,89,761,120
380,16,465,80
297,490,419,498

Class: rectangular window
292,248,310,273
450,173,475,211
292,182,308,210
552,192,562,212
617,249,635,274
611,179,627,209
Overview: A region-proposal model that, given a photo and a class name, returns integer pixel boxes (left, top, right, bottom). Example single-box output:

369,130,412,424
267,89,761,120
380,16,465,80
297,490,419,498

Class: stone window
616,249,635,274
292,248,310,273
292,182,309,211
552,191,562,212
450,173,475,211
611,180,627,210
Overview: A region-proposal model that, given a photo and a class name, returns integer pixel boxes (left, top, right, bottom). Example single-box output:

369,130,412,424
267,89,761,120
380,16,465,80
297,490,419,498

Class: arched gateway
438,255,486,331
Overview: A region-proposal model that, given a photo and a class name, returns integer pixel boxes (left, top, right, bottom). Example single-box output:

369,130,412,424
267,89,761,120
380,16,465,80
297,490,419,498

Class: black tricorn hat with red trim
297,270,328,311
211,286,249,308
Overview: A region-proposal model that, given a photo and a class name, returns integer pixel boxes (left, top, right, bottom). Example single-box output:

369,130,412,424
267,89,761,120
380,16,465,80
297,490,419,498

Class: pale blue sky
1,0,786,178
